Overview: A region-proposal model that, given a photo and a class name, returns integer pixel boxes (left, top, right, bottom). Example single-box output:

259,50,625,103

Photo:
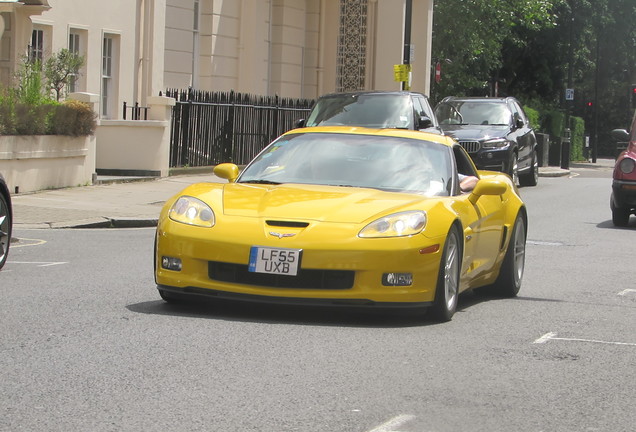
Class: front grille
459,140,481,153
208,261,354,289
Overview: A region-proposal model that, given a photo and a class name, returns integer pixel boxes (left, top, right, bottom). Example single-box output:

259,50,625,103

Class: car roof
439,96,516,103
285,125,455,147
315,90,429,99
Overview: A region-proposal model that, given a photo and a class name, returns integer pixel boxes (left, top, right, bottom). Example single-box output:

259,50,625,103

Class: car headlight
619,158,635,174
482,138,509,149
169,196,215,227
359,211,427,238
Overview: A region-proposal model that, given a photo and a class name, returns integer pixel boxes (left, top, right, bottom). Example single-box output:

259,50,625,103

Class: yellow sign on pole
393,64,411,82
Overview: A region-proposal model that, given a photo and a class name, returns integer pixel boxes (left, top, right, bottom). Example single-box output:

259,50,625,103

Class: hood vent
266,220,309,228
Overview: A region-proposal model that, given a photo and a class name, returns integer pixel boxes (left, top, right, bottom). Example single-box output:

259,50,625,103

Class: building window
337,0,368,92
29,29,44,62
101,35,113,117
68,32,80,93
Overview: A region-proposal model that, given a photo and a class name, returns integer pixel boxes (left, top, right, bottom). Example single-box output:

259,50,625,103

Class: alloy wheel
443,231,460,311
512,217,526,285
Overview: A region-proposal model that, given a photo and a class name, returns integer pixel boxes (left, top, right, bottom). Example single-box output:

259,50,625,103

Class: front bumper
459,143,511,173
157,284,433,308
612,180,636,209
155,219,445,305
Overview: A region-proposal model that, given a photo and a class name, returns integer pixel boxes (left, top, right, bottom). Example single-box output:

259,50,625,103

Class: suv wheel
519,150,539,187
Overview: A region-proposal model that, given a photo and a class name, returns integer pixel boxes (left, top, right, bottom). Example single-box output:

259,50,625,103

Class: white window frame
68,32,80,93
101,36,113,117
29,28,44,62
100,32,120,119
67,26,88,94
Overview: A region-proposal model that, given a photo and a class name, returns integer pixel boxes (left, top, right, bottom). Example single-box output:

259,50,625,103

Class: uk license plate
248,246,302,276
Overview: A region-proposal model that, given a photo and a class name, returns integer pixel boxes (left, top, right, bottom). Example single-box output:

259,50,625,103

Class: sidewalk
11,172,224,229
10,160,612,230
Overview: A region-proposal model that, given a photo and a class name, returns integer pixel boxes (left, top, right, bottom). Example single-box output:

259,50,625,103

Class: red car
610,113,636,226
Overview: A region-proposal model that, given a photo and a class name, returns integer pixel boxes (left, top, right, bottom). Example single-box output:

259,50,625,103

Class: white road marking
533,332,558,344
618,289,636,296
534,332,636,347
527,240,564,246
367,414,416,432
8,261,68,267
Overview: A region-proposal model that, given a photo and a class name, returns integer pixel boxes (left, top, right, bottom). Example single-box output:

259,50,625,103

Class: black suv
296,91,442,134
434,96,539,186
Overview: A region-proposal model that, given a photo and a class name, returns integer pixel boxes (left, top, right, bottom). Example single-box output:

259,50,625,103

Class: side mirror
417,116,433,130
513,114,524,129
610,129,630,142
295,119,306,128
213,163,240,183
468,178,507,204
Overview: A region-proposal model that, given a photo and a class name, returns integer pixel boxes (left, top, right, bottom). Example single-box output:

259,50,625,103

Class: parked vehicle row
296,91,539,187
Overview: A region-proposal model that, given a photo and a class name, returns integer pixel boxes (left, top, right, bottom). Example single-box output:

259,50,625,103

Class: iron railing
165,88,313,167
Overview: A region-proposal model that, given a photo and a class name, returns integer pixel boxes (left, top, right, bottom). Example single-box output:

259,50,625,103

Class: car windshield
238,132,453,196
436,101,512,126
304,94,414,129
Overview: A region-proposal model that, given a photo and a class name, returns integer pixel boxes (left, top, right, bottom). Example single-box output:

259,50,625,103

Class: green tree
431,0,561,102
14,57,47,105
44,48,84,102
432,0,636,157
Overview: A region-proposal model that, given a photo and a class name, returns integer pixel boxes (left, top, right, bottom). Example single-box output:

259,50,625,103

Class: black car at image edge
434,96,539,186
0,172,12,270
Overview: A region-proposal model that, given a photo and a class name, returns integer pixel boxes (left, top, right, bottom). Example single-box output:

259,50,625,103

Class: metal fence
165,88,313,167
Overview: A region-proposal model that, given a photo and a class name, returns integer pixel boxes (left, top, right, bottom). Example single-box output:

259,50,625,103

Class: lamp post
562,2,575,170
402,0,412,91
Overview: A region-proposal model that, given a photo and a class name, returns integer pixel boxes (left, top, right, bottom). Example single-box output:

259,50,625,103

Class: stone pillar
68,92,100,183
146,95,176,121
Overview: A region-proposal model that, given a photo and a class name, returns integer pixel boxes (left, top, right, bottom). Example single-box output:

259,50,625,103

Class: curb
14,217,159,230
538,169,570,178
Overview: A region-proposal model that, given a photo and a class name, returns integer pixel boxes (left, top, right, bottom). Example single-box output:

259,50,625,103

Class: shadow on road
126,287,564,328
126,289,522,328
596,219,636,229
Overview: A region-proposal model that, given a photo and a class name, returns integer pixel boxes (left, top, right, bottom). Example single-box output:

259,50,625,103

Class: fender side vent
500,226,509,251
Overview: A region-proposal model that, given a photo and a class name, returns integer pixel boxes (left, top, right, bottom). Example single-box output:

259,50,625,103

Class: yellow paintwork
155,126,525,306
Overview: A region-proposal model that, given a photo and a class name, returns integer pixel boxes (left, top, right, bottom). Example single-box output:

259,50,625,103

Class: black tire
480,212,526,297
0,192,11,271
429,225,462,322
519,150,539,187
611,199,630,227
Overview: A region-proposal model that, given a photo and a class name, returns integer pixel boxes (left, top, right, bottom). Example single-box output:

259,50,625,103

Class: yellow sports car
155,127,527,321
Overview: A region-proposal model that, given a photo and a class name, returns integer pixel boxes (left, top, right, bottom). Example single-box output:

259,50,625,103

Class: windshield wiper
238,179,281,185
